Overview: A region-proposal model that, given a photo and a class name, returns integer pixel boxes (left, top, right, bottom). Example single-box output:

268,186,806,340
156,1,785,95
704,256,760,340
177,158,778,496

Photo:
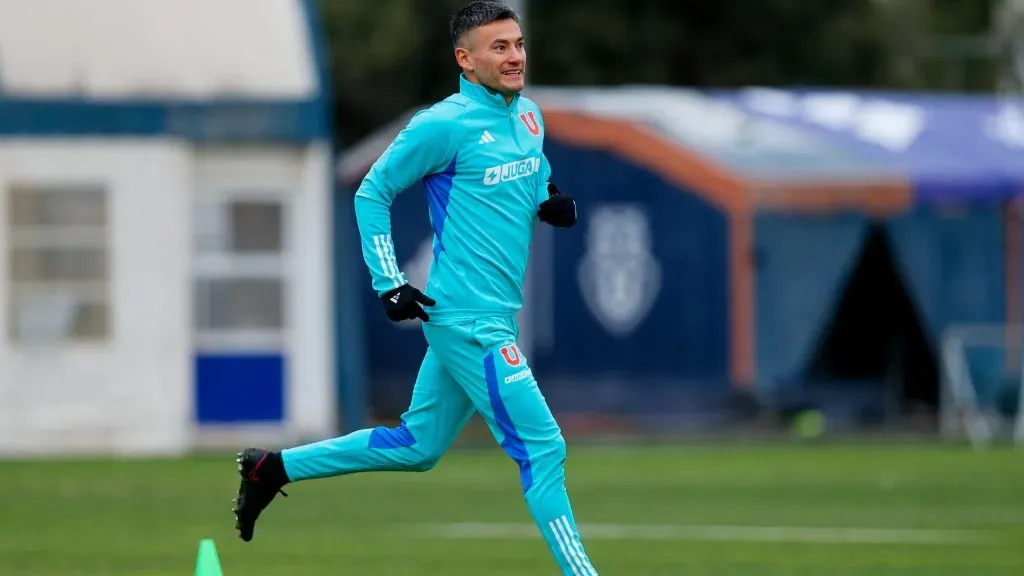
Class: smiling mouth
502,70,522,79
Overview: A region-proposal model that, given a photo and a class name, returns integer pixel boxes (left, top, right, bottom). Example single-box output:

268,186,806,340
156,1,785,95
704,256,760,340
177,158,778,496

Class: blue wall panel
534,142,729,380
195,353,286,423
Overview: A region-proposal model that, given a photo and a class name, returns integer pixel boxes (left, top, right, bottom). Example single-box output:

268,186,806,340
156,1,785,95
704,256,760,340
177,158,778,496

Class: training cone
195,538,224,576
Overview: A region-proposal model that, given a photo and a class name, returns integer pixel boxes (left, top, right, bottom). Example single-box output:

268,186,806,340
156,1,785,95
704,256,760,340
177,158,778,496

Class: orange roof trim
543,110,750,215
541,109,913,216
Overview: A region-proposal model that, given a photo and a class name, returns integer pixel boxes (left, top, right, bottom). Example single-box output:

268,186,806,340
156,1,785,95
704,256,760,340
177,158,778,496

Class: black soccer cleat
232,448,288,542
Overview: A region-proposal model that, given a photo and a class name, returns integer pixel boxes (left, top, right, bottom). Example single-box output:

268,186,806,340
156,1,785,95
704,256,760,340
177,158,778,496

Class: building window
6,183,110,343
230,201,283,253
193,194,288,344
195,277,284,331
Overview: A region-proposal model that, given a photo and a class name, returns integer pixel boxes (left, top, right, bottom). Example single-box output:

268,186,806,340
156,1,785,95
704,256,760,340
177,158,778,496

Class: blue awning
709,88,1024,204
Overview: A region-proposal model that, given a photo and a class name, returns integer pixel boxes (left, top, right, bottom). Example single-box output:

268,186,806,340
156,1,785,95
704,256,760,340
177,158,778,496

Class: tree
321,0,999,144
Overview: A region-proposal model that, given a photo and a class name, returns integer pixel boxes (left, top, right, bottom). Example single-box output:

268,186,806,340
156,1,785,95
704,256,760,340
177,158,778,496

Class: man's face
457,19,525,97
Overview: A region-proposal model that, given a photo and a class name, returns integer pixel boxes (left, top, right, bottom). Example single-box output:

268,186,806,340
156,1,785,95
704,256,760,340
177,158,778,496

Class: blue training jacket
354,74,552,326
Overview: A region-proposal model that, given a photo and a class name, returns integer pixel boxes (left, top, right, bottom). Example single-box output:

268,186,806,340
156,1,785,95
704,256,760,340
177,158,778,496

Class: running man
232,3,598,574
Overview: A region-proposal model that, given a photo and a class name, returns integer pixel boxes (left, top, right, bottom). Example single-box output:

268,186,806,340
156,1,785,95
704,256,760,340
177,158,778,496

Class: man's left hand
537,183,576,228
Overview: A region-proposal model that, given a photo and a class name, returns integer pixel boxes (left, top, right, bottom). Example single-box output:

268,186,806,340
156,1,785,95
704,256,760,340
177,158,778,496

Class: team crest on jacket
519,111,540,135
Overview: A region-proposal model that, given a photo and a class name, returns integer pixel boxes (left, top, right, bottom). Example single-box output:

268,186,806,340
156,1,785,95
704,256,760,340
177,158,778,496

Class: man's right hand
380,284,436,322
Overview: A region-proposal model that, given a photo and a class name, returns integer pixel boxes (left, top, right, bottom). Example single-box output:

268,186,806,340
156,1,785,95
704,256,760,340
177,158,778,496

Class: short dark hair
449,1,519,48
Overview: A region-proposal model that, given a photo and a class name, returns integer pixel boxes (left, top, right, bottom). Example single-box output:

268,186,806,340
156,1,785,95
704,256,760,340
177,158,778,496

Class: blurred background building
2,0,1024,456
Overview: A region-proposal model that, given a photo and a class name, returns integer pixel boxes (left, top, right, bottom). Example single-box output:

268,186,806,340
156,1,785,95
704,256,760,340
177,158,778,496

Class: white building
0,0,335,456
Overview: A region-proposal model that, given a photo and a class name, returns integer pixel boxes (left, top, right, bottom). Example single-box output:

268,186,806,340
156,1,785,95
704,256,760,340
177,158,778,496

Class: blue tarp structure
709,88,1022,416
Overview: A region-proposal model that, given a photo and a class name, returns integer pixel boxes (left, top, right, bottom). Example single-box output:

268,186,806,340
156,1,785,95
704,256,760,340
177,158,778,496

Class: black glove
380,283,436,322
537,183,576,228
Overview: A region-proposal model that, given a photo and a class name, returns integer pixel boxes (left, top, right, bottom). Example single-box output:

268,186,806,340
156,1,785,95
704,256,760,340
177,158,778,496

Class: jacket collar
459,74,519,109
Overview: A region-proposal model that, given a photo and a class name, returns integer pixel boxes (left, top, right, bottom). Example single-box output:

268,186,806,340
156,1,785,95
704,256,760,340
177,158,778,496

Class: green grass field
1,443,1022,575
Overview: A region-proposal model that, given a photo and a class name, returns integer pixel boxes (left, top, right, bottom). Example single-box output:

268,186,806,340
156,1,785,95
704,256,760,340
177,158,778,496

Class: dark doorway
804,224,939,420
